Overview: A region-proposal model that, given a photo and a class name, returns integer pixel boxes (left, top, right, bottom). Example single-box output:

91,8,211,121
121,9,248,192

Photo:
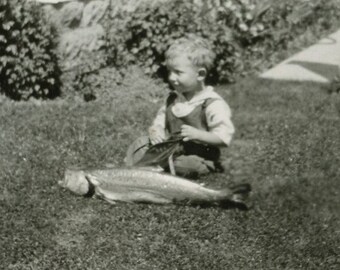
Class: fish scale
89,169,217,198
59,167,251,208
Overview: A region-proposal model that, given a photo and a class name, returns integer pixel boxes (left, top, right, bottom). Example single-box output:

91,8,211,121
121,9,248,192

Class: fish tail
220,184,251,209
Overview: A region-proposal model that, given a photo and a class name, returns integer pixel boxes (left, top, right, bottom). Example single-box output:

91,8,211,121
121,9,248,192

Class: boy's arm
205,99,235,146
148,105,166,145
181,125,225,146
180,99,235,146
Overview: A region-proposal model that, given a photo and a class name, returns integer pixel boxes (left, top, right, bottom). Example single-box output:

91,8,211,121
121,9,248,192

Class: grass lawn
0,77,339,269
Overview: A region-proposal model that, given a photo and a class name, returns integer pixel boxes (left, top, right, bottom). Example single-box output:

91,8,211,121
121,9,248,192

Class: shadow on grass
288,60,339,80
191,200,251,211
81,194,252,211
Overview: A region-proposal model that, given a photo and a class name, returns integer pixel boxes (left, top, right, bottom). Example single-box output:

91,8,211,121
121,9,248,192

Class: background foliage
1,0,340,100
69,0,340,100
0,0,61,100
0,1,339,268
103,0,340,84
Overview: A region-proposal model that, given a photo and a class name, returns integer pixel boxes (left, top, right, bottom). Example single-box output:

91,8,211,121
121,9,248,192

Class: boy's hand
150,135,164,145
149,126,165,145
181,125,202,142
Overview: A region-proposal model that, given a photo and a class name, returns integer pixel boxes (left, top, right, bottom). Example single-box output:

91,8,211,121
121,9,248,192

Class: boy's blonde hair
165,34,216,72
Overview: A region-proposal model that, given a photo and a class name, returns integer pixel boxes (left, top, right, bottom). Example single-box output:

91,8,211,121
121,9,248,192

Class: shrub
104,0,340,84
64,0,340,100
238,0,340,72
0,0,61,100
105,0,239,84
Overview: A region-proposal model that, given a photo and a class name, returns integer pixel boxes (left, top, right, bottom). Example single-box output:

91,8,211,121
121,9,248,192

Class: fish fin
220,184,252,210
84,175,96,198
230,183,252,195
85,175,100,186
94,188,117,205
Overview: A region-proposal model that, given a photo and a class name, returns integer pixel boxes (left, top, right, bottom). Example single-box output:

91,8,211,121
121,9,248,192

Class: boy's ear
197,68,207,81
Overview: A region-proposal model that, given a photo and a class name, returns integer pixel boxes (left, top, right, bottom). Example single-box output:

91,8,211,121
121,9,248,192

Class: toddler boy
126,34,235,178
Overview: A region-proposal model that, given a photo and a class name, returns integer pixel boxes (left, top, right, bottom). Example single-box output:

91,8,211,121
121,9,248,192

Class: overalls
125,92,223,178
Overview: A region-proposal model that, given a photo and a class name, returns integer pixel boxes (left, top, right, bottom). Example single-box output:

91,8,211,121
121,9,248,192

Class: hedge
0,0,61,100
102,0,340,84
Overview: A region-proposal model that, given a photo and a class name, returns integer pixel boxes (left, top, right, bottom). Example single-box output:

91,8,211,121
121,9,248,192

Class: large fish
59,167,251,208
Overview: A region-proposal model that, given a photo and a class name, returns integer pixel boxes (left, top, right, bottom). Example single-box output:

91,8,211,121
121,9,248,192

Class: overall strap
200,97,220,128
165,96,220,134
166,92,178,108
202,97,220,110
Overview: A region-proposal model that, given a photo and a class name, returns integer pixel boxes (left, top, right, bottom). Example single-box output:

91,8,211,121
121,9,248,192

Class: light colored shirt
149,86,235,146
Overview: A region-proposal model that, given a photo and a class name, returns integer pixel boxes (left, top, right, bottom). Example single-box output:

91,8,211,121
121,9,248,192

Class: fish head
59,168,89,196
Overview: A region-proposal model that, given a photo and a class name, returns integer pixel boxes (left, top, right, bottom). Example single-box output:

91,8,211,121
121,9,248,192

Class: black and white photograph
1,0,339,269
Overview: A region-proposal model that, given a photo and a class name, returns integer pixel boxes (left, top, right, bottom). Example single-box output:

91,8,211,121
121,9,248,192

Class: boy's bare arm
149,125,165,145
149,105,166,145
180,125,226,146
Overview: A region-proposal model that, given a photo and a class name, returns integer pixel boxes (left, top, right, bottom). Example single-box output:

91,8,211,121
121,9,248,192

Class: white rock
81,0,109,27
58,1,84,29
59,24,105,70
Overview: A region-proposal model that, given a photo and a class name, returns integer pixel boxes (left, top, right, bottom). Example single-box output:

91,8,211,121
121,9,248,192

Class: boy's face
166,54,203,95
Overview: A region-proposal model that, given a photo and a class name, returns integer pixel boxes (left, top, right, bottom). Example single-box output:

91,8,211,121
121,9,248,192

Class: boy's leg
124,136,151,166
173,155,216,179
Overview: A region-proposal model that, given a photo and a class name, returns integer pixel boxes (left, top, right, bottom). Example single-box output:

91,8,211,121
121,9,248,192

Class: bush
104,0,340,84
106,0,239,84
239,0,340,71
0,0,61,100
61,0,340,100
60,50,122,102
